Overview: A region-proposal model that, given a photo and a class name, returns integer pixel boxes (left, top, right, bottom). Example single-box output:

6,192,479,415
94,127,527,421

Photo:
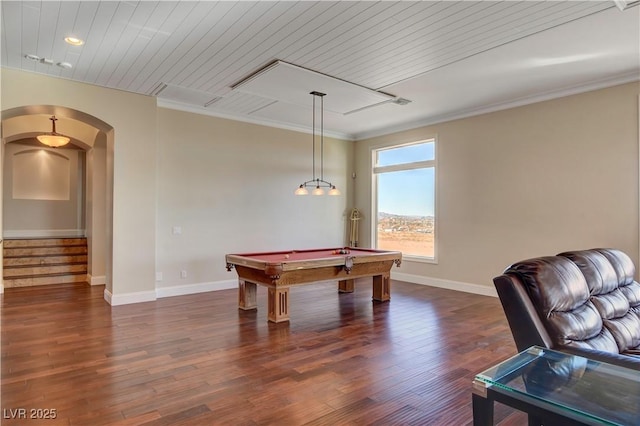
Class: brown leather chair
493,248,640,371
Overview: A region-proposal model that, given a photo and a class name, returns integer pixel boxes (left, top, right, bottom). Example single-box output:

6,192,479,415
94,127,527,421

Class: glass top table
472,346,640,426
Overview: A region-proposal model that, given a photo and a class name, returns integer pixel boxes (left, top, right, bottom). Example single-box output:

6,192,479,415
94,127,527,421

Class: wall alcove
1,105,114,295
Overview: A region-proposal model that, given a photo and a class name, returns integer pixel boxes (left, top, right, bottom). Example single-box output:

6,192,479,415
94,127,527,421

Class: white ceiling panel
188,2,322,91
237,98,310,126
232,61,395,114
71,1,119,82
123,1,202,92
104,1,176,88
155,83,221,107
205,91,276,115
1,1,638,140
242,97,351,137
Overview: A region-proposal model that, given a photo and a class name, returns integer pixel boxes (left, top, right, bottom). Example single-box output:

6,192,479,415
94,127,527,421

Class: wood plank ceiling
1,1,637,139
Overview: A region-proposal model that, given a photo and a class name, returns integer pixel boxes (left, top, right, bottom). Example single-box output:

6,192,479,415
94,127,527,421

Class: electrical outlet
156,272,163,281
172,226,182,235
180,270,187,279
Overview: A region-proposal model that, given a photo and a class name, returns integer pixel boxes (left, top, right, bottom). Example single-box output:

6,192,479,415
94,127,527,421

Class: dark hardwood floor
1,280,526,425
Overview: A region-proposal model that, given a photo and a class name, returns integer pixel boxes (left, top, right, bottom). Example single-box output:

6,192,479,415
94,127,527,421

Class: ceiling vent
392,98,412,105
149,82,168,97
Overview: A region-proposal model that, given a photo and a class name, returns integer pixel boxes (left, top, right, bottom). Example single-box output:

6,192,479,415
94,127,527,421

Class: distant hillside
378,212,434,220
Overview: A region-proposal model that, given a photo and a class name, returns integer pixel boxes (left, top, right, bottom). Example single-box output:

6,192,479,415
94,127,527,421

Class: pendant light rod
294,91,340,196
312,92,317,181
320,92,324,182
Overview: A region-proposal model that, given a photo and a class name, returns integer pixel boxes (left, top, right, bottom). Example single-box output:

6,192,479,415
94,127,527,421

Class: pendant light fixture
37,116,70,148
295,91,340,196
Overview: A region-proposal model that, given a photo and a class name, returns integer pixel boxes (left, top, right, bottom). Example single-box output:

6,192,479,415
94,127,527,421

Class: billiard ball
284,254,290,259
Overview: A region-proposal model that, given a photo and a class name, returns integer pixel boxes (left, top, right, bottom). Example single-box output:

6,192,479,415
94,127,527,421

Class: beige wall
356,82,640,290
1,68,353,301
155,108,353,290
3,143,84,236
1,68,157,299
86,133,107,282
3,66,638,301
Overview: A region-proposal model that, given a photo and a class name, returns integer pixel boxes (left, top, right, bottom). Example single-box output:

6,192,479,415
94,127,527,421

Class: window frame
371,138,438,264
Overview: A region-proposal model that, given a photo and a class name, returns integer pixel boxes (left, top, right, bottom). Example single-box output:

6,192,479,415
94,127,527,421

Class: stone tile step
3,263,88,278
4,246,88,257
4,254,88,267
3,273,88,288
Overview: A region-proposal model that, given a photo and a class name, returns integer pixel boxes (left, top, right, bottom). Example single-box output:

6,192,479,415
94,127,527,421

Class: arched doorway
1,105,114,295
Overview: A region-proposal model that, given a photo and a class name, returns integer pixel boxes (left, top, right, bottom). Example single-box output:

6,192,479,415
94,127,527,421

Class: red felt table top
233,248,385,263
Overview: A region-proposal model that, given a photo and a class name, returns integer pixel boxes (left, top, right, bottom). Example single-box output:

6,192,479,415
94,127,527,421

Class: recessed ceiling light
25,54,40,61
64,36,84,46
57,62,73,69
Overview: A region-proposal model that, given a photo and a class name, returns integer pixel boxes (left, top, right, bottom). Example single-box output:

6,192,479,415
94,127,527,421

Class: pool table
225,247,402,323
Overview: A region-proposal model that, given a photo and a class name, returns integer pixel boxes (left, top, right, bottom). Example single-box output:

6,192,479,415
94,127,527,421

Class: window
372,139,436,260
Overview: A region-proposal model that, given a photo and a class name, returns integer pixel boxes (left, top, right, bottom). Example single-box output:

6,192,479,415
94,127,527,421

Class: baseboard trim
88,274,106,286
103,280,237,306
156,280,237,298
101,274,495,306
104,288,157,306
3,229,86,238
391,272,497,297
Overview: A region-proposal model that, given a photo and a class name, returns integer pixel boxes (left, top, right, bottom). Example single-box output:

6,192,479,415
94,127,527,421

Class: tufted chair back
505,256,620,353
558,249,640,354
494,248,640,370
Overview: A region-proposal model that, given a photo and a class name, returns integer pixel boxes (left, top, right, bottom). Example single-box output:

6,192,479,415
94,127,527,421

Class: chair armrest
493,274,554,351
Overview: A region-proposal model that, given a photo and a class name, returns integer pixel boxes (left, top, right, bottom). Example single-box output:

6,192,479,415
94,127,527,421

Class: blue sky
376,142,435,217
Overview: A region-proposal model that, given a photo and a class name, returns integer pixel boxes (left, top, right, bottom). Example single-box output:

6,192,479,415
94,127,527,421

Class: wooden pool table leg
338,279,355,293
268,287,290,323
238,280,257,310
372,273,391,302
